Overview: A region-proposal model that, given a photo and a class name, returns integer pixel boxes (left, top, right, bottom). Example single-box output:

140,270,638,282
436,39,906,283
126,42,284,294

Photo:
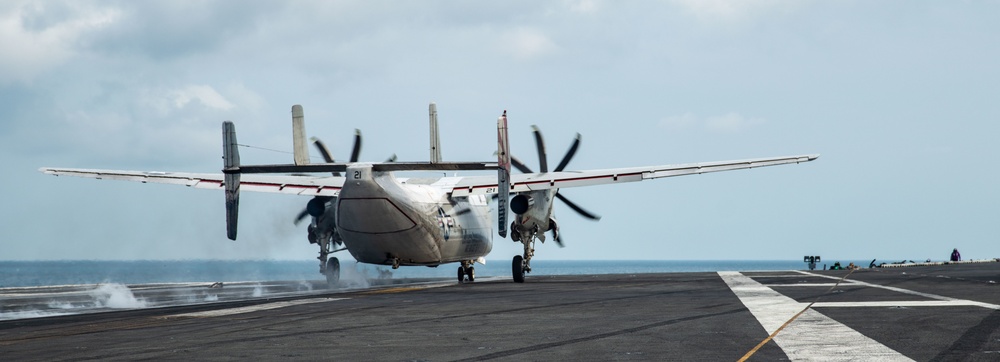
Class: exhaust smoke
89,283,148,309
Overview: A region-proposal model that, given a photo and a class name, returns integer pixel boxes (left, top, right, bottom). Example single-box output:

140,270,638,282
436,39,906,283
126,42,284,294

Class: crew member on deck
951,248,962,262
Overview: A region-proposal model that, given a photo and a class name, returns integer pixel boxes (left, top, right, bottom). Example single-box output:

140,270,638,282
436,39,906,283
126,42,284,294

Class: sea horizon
1,259,887,288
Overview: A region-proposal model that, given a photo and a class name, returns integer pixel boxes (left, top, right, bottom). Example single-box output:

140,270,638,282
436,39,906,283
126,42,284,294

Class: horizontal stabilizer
228,162,499,174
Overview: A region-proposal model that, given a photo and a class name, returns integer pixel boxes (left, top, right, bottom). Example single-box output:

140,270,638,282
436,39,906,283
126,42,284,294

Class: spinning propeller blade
296,129,362,224
531,125,548,173
294,208,311,225
350,129,362,162
553,133,580,172
510,156,533,174
556,192,601,221
508,125,601,246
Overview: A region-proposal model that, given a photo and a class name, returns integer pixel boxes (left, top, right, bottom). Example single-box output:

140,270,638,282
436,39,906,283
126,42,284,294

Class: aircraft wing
449,154,818,197
38,168,344,197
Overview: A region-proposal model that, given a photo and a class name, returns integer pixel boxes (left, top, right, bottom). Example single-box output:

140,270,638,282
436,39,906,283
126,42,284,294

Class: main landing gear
511,221,537,283
512,255,525,283
324,257,340,286
457,260,475,283
313,219,346,287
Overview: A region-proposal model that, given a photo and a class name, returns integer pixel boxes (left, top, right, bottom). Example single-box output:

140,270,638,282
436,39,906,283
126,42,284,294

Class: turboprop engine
508,125,602,247
510,194,534,215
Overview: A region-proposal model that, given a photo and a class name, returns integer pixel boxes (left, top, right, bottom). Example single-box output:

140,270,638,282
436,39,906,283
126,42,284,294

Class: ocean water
0,259,872,288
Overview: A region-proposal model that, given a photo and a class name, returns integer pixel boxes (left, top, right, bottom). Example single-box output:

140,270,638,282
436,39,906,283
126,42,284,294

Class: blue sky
2,1,998,262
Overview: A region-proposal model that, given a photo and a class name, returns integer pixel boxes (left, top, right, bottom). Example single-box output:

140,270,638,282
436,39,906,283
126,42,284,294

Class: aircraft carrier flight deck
3,262,1000,361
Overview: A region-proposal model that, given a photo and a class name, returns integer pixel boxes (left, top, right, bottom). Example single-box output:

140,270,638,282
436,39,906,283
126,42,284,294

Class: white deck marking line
169,298,346,318
720,271,913,361
796,271,1000,309
737,274,827,278
812,301,991,308
765,283,862,287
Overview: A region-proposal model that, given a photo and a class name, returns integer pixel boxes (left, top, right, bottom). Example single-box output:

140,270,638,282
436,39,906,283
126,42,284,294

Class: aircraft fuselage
336,164,493,267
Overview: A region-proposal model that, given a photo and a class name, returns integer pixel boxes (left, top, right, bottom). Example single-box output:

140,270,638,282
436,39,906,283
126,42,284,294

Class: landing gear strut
458,261,475,283
313,214,345,287
511,227,535,283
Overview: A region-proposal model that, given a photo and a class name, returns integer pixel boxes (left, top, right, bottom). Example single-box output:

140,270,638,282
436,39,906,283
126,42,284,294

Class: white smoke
0,310,72,320
204,294,218,302
338,263,375,288
46,301,77,309
377,268,393,280
251,284,264,297
297,281,313,292
89,283,148,309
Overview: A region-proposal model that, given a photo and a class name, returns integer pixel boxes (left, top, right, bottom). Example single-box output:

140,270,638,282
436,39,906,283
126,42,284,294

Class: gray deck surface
2,263,1000,361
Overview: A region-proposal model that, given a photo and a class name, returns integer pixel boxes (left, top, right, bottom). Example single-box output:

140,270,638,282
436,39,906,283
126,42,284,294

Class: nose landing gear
458,260,475,283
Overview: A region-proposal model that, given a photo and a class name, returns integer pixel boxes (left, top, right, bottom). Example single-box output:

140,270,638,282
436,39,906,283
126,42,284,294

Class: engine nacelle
307,197,341,246
307,196,333,217
510,194,534,215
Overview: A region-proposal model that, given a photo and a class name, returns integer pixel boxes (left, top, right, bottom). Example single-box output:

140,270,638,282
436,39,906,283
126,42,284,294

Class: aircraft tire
326,257,340,286
457,266,466,283
467,266,475,282
512,255,525,283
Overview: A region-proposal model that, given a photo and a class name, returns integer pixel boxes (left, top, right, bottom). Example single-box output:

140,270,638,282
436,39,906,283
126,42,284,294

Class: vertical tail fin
222,121,241,240
497,111,511,238
429,102,442,163
292,105,309,165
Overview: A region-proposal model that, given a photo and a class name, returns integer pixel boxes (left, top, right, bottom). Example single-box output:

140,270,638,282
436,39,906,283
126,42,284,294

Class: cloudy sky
2,1,998,264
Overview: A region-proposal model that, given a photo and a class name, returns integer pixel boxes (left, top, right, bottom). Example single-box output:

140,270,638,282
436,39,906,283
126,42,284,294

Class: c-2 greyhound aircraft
40,104,818,284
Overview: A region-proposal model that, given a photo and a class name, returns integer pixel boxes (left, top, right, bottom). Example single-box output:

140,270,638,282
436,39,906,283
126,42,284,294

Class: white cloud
670,0,796,22
498,27,558,61
223,83,266,112
137,85,236,117
170,85,235,110
705,112,764,132
0,2,119,84
659,112,764,133
564,0,601,14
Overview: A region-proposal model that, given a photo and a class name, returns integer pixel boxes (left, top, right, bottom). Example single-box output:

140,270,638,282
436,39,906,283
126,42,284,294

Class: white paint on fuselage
336,164,492,267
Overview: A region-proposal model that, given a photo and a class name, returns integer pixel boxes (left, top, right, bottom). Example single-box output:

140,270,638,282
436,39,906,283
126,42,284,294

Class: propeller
294,130,396,225
293,131,360,225
511,126,601,247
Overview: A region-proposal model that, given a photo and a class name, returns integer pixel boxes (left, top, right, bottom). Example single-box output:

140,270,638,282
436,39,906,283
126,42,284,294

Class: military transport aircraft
40,104,818,284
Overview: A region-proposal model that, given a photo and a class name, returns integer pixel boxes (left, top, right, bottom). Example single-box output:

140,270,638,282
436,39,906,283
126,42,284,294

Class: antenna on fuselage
429,102,442,163
292,105,309,165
